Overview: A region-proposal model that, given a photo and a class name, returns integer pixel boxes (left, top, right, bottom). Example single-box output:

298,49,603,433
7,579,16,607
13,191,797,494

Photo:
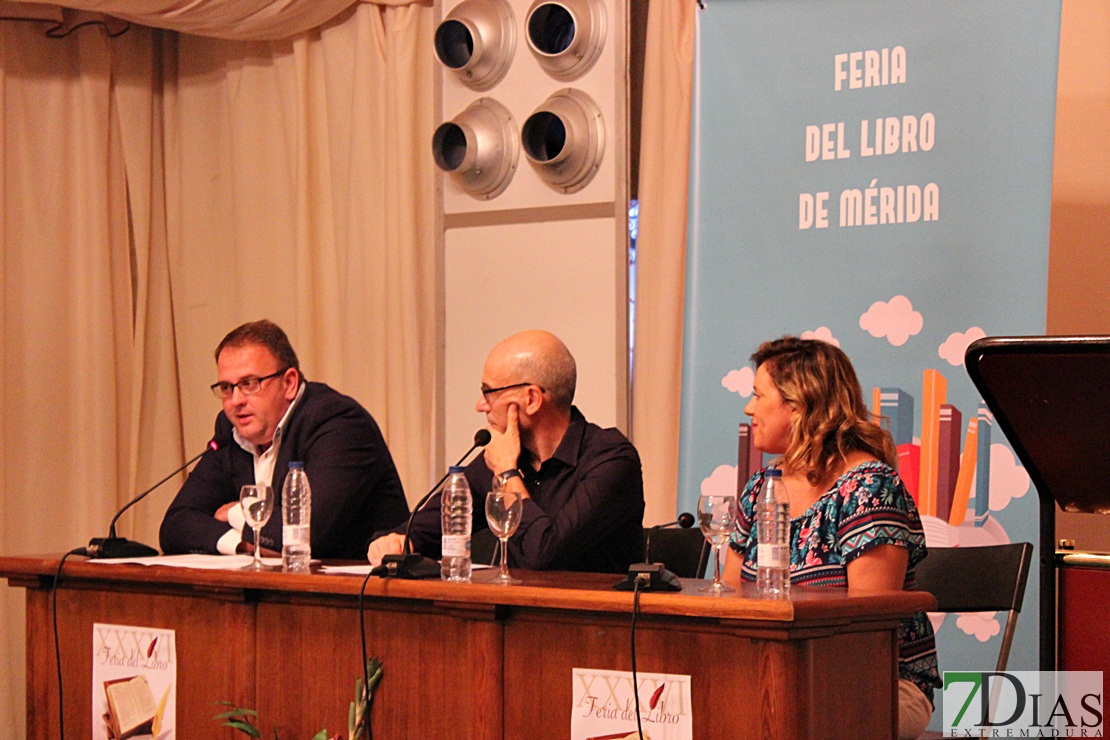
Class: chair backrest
643,527,710,579
472,527,498,567
915,542,1034,674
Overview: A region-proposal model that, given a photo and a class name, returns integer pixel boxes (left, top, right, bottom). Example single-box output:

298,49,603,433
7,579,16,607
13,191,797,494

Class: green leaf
310,730,329,740
222,719,262,738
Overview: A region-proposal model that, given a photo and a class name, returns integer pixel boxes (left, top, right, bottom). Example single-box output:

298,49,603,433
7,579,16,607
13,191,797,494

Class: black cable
53,548,86,739
631,577,645,740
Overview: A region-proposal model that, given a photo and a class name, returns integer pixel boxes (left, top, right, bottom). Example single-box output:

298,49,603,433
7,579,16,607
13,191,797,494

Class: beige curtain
163,2,436,505
632,0,696,525
0,22,163,733
0,2,434,733
2,0,360,40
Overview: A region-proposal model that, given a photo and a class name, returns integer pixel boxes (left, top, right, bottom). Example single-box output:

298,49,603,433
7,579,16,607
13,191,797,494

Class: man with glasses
366,330,644,573
159,320,408,559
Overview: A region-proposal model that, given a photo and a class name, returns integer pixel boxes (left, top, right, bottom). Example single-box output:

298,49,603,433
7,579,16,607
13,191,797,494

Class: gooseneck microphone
644,511,696,563
373,429,491,579
84,440,220,559
616,511,696,593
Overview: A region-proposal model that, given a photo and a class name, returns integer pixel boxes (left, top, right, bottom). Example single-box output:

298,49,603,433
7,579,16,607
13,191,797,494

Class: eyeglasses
481,382,543,404
211,369,288,399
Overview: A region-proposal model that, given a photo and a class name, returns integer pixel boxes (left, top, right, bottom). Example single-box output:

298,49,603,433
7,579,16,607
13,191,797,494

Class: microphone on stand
615,511,696,592
84,440,220,559
372,429,492,579
645,512,696,563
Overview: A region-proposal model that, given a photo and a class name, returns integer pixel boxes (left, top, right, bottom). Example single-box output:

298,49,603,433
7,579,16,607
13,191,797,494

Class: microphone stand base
372,553,441,579
86,538,159,559
614,562,682,592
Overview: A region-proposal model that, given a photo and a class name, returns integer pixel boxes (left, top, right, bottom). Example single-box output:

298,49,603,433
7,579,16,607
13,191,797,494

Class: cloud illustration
956,612,1001,642
968,443,1030,512
920,513,1012,550
722,367,755,397
701,465,738,498
938,327,987,367
859,295,923,347
801,327,840,347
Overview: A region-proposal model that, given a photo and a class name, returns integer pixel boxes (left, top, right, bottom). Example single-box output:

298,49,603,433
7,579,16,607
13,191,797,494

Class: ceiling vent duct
520,88,604,194
524,0,606,80
433,97,519,199
434,0,516,91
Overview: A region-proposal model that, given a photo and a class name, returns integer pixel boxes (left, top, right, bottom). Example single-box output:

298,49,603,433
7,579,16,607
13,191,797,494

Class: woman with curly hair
723,336,941,739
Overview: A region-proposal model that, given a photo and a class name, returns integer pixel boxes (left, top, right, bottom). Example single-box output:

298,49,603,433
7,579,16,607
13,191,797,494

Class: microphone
84,440,220,559
615,511,696,593
373,429,491,579
645,512,695,562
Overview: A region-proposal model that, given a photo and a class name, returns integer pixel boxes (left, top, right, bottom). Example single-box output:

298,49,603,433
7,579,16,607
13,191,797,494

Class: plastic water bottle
757,468,791,598
440,466,472,582
281,461,312,573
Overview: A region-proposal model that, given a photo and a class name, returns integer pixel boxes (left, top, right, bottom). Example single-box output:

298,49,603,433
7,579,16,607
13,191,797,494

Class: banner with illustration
92,623,176,739
680,0,1060,726
571,668,692,739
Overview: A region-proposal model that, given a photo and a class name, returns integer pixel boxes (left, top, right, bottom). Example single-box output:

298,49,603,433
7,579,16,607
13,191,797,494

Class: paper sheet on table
85,554,282,570
321,563,491,575
85,554,487,574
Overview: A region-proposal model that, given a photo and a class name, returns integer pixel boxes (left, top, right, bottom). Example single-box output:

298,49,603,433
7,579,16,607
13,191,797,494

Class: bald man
367,330,645,573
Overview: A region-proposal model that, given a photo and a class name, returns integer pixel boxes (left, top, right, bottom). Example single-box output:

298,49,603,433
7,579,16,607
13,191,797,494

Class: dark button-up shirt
400,407,644,573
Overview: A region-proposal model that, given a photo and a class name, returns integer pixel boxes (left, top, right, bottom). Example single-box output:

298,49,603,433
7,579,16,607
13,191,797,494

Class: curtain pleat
632,0,696,525
1,0,397,41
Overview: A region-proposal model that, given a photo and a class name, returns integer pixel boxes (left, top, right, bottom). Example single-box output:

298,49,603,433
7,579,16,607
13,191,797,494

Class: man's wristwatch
496,468,524,487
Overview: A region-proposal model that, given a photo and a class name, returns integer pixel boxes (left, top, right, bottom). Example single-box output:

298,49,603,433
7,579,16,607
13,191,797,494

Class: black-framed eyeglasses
481,382,543,404
211,369,288,399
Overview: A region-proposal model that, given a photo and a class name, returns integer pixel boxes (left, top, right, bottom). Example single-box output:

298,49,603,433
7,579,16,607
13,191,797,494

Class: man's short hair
215,319,300,372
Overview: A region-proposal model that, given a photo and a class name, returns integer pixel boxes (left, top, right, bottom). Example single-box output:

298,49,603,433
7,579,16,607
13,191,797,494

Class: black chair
914,542,1034,675
472,527,499,567
643,527,710,579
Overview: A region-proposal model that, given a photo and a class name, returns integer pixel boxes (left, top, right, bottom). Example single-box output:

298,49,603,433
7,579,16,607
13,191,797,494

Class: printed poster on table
92,623,176,740
571,668,692,739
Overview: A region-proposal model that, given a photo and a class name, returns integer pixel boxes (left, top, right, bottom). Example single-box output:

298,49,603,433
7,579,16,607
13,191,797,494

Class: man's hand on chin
484,403,522,474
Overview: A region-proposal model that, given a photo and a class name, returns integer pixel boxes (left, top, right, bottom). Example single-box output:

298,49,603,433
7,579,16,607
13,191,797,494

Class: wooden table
1,554,934,739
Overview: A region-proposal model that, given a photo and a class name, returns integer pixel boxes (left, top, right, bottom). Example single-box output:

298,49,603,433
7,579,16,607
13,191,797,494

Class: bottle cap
289,461,305,469
765,468,782,477
448,465,466,474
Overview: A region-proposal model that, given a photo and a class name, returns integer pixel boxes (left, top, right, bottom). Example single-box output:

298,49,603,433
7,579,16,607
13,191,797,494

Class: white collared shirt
216,382,306,555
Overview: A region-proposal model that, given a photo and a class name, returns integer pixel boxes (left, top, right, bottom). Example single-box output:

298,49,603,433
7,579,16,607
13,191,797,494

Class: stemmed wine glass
239,484,274,571
698,494,737,594
484,478,523,585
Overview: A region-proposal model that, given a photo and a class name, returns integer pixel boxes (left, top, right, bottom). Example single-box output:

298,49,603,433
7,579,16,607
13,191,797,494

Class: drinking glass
698,494,737,594
484,479,523,585
239,484,274,571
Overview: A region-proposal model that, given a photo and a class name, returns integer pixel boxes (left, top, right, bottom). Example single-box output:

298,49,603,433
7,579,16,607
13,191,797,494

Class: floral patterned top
729,461,942,703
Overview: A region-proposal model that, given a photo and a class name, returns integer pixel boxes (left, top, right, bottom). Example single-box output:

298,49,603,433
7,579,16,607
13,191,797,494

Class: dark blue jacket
160,381,408,559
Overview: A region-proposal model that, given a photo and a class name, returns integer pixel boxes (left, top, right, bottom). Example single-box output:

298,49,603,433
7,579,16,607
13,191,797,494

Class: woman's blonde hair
752,336,897,486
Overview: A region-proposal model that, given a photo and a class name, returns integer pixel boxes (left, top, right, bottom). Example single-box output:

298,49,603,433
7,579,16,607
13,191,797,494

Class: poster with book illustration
571,668,692,739
92,623,176,740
